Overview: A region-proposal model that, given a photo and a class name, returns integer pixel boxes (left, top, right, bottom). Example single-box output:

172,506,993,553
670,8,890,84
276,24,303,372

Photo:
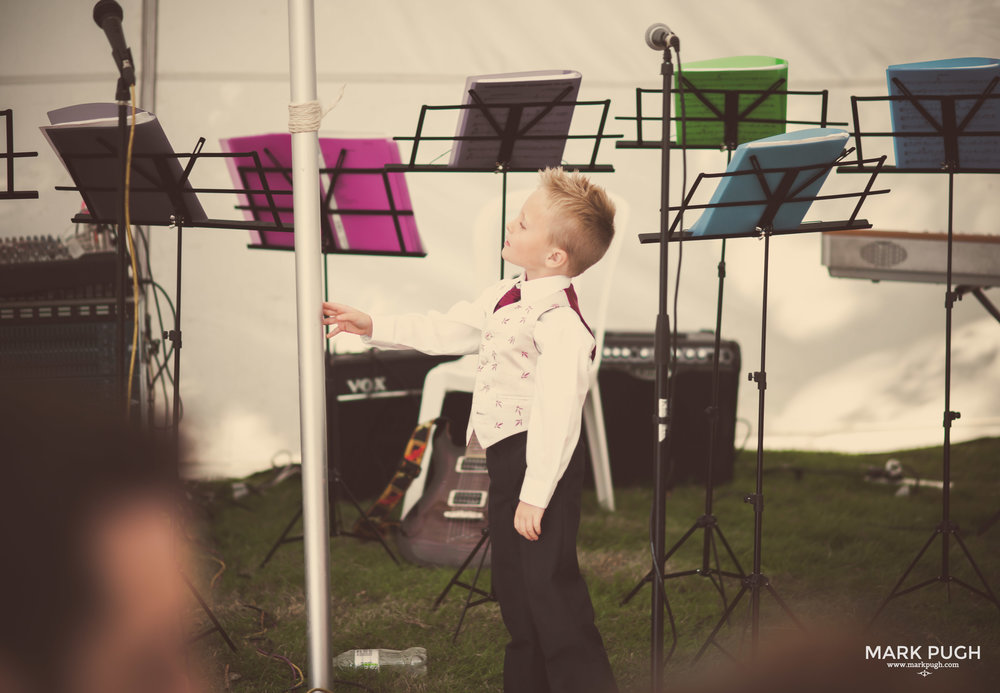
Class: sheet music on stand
42,105,196,220
42,103,207,226
449,69,582,168
221,134,424,256
389,74,619,173
841,58,1000,173
639,135,889,243
1,109,38,200
676,56,789,147
887,57,1000,170
685,128,853,237
615,57,844,151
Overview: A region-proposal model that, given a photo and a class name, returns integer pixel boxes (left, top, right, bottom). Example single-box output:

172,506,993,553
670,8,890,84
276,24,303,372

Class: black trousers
486,432,618,693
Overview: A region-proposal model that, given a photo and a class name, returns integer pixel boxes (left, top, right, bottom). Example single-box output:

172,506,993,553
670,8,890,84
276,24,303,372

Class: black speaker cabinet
597,331,740,487
326,350,462,499
327,332,740,498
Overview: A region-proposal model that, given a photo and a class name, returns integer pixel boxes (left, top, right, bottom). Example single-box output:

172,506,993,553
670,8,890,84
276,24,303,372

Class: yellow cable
207,554,226,590
124,85,141,417
255,648,305,689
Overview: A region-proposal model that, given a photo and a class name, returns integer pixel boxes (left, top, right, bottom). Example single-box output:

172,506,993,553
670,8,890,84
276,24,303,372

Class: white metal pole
139,0,159,112
287,0,331,687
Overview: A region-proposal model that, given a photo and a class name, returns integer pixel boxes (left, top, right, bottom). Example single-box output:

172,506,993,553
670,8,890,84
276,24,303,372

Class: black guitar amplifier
326,350,462,499
597,331,741,487
0,248,135,413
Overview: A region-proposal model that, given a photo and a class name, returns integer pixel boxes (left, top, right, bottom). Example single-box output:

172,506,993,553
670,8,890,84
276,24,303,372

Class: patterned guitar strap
353,418,439,539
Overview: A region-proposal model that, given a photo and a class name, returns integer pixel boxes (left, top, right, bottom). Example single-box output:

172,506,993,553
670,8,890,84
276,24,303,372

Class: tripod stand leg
870,528,938,625
708,531,732,618
952,530,1000,609
183,573,238,653
620,521,702,606
762,581,805,630
620,571,653,607
433,530,491,610
693,582,748,664
949,576,999,604
712,523,746,578
259,507,304,569
333,476,400,566
452,535,493,644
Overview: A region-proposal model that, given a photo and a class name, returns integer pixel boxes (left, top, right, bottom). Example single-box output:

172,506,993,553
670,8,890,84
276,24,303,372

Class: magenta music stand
221,133,424,256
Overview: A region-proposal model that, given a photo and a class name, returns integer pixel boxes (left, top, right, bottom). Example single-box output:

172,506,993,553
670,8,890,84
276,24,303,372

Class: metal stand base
693,572,804,663
258,470,399,569
621,240,746,614
871,173,1000,623
870,523,1000,625
622,514,745,609
432,528,495,644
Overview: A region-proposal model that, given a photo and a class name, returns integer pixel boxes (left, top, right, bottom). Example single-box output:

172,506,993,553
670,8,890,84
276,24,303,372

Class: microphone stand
114,75,131,416
93,0,137,416
650,36,676,693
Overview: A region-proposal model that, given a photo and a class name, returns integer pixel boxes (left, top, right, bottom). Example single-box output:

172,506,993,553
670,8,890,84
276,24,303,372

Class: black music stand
1,109,38,200
430,528,495,644
639,148,888,662
616,83,847,619
616,82,838,152
231,149,426,569
838,82,1000,621
51,131,317,654
387,90,618,276
233,145,425,258
385,89,619,636
256,366,401,568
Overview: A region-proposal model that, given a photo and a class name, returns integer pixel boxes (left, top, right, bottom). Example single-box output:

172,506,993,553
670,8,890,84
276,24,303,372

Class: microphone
645,23,679,51
93,0,135,86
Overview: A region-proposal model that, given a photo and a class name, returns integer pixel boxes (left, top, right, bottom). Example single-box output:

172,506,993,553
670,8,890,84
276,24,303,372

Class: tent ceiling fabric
2,0,999,478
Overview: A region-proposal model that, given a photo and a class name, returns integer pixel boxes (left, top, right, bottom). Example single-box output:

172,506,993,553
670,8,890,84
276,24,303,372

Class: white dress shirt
364,273,594,508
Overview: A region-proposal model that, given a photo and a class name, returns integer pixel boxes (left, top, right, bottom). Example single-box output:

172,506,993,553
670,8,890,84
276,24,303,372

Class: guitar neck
466,433,486,459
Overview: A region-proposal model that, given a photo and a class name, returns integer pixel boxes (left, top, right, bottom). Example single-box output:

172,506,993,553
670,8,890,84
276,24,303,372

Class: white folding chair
401,191,629,516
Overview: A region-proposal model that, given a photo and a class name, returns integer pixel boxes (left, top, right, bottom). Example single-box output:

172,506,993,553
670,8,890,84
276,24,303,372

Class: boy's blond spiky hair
539,167,616,276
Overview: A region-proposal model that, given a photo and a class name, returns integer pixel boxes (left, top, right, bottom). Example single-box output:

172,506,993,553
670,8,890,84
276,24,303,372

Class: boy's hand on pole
321,302,373,338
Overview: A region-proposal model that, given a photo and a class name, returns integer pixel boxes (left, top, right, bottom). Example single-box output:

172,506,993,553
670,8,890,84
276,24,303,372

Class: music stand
430,528,494,644
615,79,846,616
387,90,618,277
385,88,619,635
640,142,888,661
837,81,1000,622
219,136,428,568
48,121,316,653
1,109,38,200
616,83,837,151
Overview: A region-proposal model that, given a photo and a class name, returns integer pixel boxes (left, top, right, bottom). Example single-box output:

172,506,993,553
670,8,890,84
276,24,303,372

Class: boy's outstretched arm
322,302,373,338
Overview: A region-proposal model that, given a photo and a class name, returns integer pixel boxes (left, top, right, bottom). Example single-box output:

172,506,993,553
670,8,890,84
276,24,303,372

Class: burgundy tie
493,283,521,312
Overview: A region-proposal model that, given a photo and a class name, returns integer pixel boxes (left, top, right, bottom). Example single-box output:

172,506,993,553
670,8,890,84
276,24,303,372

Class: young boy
322,167,619,693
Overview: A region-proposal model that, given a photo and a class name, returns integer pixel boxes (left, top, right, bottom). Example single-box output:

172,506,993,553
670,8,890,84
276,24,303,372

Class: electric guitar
396,421,490,567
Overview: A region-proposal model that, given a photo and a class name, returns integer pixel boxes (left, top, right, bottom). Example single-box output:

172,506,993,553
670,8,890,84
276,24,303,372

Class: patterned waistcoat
467,286,590,448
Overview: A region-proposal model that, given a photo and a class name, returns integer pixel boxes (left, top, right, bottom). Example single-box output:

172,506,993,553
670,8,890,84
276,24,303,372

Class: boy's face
502,188,566,278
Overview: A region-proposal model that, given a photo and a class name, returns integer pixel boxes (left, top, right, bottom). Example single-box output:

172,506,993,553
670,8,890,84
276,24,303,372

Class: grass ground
188,438,1000,692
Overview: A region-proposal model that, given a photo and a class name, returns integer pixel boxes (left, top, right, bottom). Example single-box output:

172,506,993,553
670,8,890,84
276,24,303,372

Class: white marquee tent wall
2,0,998,479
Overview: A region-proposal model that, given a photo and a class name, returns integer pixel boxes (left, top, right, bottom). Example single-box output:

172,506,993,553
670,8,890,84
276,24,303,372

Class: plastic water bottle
333,647,428,676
